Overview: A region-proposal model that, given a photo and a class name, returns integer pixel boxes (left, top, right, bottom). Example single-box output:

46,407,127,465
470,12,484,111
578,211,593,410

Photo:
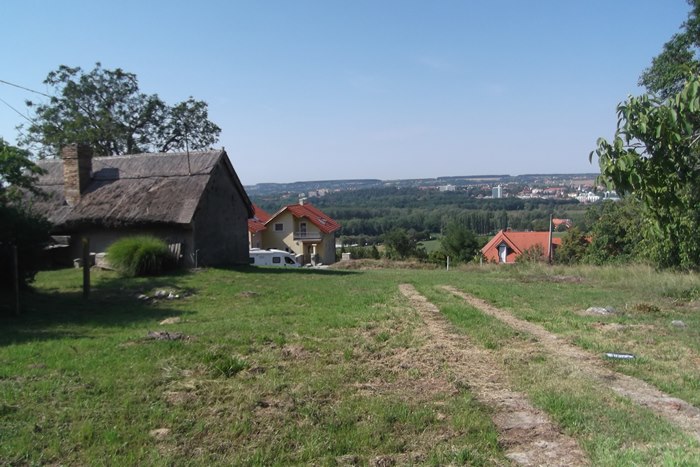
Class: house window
498,243,508,263
275,223,283,231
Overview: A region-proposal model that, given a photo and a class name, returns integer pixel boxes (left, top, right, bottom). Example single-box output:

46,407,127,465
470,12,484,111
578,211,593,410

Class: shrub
516,244,546,263
106,236,173,277
204,352,248,378
0,204,51,289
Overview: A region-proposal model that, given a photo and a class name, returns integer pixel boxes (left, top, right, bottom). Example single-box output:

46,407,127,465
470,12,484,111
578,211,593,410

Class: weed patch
204,352,248,378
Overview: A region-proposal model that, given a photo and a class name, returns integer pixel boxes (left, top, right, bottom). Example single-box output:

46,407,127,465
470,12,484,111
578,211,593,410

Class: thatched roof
32,150,253,231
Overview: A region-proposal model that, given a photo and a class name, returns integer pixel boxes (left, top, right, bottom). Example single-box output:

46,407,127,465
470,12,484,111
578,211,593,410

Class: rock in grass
671,320,687,328
586,306,617,315
149,428,171,440
159,317,181,325
146,331,187,341
238,290,259,298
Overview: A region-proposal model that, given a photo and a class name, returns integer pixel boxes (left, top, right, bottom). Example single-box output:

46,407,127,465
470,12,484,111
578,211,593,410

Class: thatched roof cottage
31,144,254,267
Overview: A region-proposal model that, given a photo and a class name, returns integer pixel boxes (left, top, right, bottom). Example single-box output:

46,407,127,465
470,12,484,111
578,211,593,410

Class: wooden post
12,245,20,316
547,214,553,264
82,238,90,299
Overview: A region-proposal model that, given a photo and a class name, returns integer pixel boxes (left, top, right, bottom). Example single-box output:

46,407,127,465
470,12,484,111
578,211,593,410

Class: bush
0,204,51,289
516,244,546,263
107,236,173,277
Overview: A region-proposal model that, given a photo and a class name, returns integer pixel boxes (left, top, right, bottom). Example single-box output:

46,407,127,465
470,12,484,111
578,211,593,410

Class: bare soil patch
443,285,700,442
400,284,588,466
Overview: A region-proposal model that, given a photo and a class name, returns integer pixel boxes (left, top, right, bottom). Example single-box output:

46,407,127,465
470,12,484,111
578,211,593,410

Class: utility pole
547,214,553,264
12,245,20,315
82,238,90,298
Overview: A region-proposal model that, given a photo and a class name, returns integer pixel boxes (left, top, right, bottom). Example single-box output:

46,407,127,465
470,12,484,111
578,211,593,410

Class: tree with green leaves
554,226,588,265
583,199,646,265
383,228,416,260
639,0,700,98
0,138,44,203
439,222,479,263
591,75,700,269
592,0,700,269
0,139,50,290
20,63,221,158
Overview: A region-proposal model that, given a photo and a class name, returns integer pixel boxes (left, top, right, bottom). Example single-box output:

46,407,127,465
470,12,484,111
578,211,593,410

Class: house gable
259,201,340,264
482,230,561,263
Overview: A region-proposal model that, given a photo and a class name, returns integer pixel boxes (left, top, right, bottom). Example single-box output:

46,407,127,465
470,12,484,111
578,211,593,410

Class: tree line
255,187,585,245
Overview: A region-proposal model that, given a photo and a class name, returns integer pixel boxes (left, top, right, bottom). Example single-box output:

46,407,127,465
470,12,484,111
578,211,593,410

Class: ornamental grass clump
107,235,173,277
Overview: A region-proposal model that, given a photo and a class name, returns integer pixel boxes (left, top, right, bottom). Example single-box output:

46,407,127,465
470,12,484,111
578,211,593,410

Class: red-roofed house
481,230,561,263
248,204,271,249
261,199,340,265
552,218,573,230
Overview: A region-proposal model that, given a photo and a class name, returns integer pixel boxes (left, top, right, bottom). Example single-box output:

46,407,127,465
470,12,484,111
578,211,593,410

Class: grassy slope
1,263,700,465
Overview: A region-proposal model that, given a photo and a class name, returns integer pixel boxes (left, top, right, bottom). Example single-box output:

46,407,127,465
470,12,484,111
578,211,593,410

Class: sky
0,1,691,184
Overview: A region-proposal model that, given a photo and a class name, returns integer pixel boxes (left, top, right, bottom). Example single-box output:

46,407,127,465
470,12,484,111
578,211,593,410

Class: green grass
0,267,504,465
2,262,700,464
422,286,700,464
417,234,442,254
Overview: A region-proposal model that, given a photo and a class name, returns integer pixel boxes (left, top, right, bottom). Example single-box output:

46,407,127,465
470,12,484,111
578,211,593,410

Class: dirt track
399,284,588,466
443,285,700,443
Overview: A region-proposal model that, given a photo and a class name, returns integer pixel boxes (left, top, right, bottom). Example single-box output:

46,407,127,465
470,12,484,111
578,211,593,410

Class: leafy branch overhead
592,0,700,269
591,76,700,269
591,76,700,211
19,63,221,158
0,138,44,203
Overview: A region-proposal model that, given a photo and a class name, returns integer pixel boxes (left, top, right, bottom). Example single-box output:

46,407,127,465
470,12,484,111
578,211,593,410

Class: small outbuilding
30,144,253,267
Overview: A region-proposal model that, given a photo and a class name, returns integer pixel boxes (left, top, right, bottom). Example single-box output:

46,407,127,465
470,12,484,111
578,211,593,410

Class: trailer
249,248,300,267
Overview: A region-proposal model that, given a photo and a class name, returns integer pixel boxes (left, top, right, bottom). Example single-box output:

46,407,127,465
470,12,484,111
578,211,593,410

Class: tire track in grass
443,285,700,443
399,284,588,466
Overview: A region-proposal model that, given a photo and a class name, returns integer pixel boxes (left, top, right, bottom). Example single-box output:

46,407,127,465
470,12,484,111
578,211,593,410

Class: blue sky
0,1,690,184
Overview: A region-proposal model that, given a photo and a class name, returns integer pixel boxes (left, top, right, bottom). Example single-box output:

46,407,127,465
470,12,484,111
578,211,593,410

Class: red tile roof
481,229,561,263
552,218,573,228
268,202,340,234
248,204,271,233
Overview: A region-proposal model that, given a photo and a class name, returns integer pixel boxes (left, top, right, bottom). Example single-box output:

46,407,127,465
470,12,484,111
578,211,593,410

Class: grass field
2,263,700,465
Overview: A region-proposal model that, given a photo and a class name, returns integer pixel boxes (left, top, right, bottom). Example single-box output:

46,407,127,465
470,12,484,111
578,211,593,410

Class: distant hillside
245,179,383,195
245,173,600,195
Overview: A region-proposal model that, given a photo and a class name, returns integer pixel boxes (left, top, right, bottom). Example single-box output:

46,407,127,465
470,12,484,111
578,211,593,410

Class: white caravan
249,248,300,267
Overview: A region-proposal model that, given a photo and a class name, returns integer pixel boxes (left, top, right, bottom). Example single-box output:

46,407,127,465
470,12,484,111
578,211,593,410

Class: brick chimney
62,143,92,206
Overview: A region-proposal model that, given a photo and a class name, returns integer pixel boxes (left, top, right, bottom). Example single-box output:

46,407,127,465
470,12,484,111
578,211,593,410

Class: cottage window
275,223,283,231
498,243,508,263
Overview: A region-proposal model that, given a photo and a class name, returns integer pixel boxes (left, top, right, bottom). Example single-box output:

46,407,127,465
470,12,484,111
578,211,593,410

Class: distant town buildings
247,174,620,205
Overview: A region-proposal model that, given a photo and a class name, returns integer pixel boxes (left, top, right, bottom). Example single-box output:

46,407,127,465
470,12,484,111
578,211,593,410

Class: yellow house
260,200,340,265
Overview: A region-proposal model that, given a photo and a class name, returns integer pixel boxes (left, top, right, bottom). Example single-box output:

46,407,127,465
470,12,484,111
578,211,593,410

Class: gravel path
443,285,700,442
400,284,588,466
